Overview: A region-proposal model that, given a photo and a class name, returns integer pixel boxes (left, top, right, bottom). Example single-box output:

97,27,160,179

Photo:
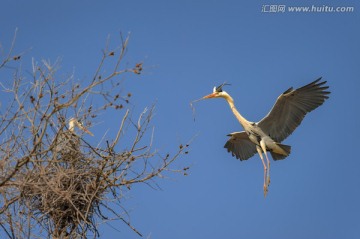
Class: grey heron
68,118,94,137
200,78,330,196
55,118,93,162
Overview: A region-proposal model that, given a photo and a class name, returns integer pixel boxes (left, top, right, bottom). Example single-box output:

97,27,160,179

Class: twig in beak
190,97,204,122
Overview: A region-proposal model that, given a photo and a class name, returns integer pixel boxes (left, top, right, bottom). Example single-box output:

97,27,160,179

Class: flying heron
199,77,330,196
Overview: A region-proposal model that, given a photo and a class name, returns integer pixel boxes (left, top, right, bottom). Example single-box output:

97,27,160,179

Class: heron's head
69,118,94,136
202,83,231,100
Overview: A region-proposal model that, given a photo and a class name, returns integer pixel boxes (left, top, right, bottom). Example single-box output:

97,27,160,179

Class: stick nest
19,134,106,237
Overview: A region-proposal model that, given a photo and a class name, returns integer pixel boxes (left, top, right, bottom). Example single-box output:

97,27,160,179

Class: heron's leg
256,145,268,196
260,140,271,188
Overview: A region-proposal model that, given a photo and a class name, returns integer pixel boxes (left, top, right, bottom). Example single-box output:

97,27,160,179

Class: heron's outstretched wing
258,77,330,142
224,132,257,161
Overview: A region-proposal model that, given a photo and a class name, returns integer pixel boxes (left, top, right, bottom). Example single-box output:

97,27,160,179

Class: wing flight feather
258,77,330,142
224,132,257,160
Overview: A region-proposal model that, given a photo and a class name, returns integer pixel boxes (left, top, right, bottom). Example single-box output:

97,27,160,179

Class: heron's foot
266,175,271,188
263,184,268,197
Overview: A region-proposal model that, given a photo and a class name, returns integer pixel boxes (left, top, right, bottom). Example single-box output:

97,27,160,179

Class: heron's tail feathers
270,143,291,160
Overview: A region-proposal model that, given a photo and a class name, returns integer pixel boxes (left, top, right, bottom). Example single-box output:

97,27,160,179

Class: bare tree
0,31,190,238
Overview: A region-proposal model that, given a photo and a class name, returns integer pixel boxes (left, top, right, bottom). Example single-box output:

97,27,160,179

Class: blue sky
1,0,360,238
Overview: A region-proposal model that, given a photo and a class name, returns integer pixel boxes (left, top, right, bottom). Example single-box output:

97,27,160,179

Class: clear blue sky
1,1,360,238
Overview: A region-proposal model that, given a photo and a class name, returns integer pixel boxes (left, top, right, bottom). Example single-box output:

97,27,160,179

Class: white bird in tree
199,78,330,196
68,118,94,137
55,118,93,161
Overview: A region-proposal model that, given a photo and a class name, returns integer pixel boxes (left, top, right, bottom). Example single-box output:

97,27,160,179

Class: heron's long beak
190,93,217,122
79,125,94,136
202,93,217,99
83,128,94,136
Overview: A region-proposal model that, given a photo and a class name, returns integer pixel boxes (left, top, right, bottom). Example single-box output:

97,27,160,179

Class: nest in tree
21,164,104,236
19,132,106,236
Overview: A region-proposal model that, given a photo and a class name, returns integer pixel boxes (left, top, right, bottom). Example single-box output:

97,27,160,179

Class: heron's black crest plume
215,82,231,92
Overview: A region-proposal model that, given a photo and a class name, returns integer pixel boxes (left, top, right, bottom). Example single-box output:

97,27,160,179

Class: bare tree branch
0,32,190,239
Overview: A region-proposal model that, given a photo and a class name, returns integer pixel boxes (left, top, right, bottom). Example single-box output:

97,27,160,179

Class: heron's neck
68,121,75,132
224,95,250,129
